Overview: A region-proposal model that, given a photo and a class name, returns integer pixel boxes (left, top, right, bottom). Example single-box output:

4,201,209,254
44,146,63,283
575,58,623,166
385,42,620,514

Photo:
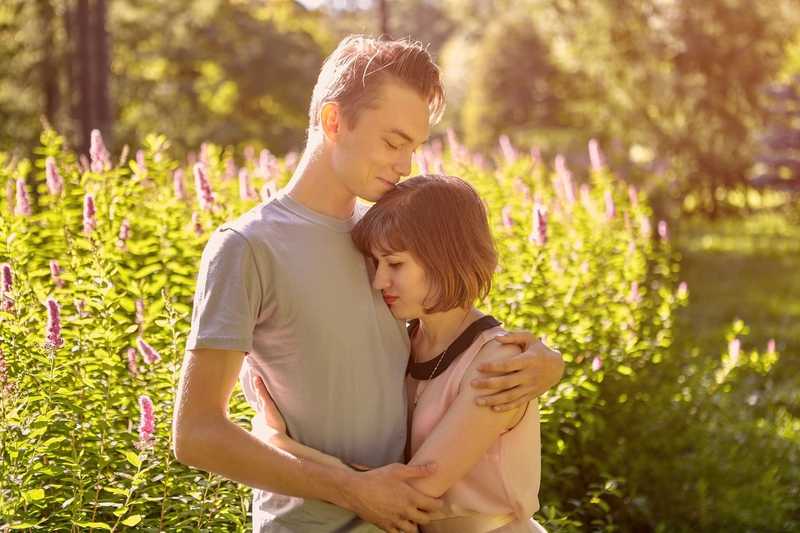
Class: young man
173,35,564,533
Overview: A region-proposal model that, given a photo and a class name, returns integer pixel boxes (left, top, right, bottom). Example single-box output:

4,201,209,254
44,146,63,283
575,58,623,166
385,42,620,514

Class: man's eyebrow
387,128,428,145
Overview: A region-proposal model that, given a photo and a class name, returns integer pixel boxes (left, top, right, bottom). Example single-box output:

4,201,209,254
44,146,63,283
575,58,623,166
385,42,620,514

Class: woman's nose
373,267,390,291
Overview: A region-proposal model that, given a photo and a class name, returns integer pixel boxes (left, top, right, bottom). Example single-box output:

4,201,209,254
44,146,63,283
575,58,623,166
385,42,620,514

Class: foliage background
1,0,799,531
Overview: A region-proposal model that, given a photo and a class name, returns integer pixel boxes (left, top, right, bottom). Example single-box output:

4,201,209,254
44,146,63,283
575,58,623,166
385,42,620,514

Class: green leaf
127,450,142,468
615,365,633,376
9,521,44,529
122,515,142,526
21,488,45,502
72,521,112,530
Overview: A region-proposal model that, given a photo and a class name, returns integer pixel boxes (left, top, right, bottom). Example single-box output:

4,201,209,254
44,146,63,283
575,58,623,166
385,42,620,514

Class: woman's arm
250,376,361,472
405,341,526,498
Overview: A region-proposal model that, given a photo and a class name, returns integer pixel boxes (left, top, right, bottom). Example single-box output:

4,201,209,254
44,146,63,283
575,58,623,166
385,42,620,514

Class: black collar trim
407,315,502,380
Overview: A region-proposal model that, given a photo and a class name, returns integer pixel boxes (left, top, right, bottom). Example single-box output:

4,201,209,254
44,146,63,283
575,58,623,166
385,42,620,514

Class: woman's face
371,247,430,320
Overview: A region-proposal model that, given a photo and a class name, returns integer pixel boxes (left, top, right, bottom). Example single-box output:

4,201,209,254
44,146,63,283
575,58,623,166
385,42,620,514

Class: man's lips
382,295,398,304
378,178,397,189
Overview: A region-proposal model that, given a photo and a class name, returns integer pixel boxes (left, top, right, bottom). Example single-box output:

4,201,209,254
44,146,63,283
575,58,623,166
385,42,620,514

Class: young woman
254,175,546,533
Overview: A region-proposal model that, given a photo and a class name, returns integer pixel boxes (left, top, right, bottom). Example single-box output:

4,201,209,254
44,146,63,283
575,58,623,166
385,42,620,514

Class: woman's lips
382,295,398,305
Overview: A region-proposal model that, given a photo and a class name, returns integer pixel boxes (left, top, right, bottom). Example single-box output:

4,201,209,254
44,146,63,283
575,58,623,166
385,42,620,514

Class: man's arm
172,348,442,533
470,331,564,412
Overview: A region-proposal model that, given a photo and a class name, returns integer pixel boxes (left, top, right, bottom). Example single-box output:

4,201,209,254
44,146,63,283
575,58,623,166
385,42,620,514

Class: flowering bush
0,127,782,530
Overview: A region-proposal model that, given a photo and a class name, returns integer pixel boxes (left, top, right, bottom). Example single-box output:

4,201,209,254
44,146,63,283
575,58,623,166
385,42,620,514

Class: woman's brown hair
352,175,497,313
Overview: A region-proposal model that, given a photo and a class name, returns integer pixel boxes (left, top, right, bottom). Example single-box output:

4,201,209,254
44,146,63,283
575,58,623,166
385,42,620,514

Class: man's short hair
309,34,446,132
351,175,497,314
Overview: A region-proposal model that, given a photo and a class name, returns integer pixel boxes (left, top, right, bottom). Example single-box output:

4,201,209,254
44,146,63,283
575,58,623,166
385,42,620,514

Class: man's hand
341,462,443,533
470,331,564,412
252,376,287,436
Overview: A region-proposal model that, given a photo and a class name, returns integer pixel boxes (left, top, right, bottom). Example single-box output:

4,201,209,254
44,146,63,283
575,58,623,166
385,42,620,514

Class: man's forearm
174,415,356,509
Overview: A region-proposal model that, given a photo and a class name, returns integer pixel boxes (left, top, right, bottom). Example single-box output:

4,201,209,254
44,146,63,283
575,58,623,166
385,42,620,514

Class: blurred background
2,0,799,530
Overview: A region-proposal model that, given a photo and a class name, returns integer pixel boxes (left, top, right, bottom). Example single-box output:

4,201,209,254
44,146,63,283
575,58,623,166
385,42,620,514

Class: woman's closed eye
388,262,401,269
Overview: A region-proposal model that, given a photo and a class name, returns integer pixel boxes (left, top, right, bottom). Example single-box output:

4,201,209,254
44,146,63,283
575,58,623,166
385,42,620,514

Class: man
173,35,563,533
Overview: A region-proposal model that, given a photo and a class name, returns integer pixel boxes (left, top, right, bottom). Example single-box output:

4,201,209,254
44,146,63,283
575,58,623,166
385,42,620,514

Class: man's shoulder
217,195,294,242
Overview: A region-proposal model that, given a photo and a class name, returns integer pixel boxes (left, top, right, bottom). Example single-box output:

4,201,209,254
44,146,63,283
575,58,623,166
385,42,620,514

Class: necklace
413,311,471,407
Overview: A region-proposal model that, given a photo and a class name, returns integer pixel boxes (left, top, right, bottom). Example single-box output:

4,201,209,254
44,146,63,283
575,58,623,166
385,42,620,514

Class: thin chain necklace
413,311,471,408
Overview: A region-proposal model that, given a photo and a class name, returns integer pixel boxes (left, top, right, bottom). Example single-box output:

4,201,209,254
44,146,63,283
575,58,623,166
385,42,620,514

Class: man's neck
284,146,358,220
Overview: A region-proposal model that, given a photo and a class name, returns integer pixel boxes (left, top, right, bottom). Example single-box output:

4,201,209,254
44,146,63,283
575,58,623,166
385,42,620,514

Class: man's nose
394,151,413,178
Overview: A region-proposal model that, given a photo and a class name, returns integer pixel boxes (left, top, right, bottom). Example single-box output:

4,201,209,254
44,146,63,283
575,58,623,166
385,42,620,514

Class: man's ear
320,102,343,142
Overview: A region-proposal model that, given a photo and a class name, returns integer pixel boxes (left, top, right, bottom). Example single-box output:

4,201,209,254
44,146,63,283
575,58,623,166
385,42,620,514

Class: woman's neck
413,306,482,363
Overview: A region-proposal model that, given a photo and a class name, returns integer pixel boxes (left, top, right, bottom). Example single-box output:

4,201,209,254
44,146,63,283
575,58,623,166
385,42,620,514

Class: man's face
331,81,431,202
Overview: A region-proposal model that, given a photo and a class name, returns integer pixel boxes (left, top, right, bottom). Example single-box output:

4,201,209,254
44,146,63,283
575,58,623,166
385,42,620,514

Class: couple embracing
172,35,564,533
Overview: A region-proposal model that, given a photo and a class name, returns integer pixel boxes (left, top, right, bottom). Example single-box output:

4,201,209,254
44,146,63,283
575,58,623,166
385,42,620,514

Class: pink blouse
408,326,542,533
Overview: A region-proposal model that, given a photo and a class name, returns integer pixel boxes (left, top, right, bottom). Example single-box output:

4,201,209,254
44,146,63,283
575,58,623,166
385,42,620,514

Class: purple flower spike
529,205,548,246
604,191,616,220
45,298,64,349
89,129,111,173
14,178,32,217
119,219,131,242
173,168,185,200
499,135,517,164
136,336,161,364
658,220,670,242
588,139,606,172
194,163,214,212
45,157,63,196
416,151,429,175
592,355,603,371
135,394,156,450
2,263,12,293
82,193,96,234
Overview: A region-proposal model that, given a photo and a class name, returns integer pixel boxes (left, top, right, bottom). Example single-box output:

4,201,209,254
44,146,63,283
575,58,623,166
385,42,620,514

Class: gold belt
421,512,517,533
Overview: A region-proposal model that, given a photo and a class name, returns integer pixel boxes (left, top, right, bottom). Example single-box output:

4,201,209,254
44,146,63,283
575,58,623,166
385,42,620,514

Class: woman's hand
470,331,564,412
252,375,287,439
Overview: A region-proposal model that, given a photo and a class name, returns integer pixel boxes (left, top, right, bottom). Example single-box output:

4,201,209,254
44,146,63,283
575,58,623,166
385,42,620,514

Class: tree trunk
92,0,111,145
76,0,93,155
378,0,389,37
38,0,59,124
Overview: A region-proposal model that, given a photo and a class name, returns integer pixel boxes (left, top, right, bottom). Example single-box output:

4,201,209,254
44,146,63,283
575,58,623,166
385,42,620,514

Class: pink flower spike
677,282,688,299
119,219,131,242
127,347,138,374
446,128,460,156
529,205,548,246
6,179,14,213
222,157,236,182
2,263,12,294
50,260,65,289
554,154,567,176
640,216,652,236
194,163,214,212
501,205,513,232
628,185,639,209
285,151,299,171
135,150,147,178
499,135,517,164
173,168,185,200
136,336,161,364
604,191,616,220
433,158,445,175
135,298,145,327
767,339,775,354
629,281,640,304
416,151,429,175
244,145,255,162
192,212,204,237
135,394,156,450
82,193,96,234
14,178,32,217
658,220,670,243
472,153,485,170
728,338,741,365
239,168,255,200
562,171,576,205
592,355,603,371
588,139,606,171
45,157,63,196
45,298,64,349
89,129,111,173
0,348,8,383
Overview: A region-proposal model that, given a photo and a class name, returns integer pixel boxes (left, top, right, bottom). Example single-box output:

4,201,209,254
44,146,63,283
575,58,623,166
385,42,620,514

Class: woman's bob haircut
351,174,498,314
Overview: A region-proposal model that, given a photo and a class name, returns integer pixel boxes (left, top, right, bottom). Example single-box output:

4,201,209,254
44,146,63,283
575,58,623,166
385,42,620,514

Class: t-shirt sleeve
186,226,263,353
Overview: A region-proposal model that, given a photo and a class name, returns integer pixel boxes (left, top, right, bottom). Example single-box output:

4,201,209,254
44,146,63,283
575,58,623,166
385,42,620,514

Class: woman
255,175,546,533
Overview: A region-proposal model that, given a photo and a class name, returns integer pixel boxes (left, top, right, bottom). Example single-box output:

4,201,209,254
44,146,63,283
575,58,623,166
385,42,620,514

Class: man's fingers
475,353,529,374
471,371,527,391
398,462,436,479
